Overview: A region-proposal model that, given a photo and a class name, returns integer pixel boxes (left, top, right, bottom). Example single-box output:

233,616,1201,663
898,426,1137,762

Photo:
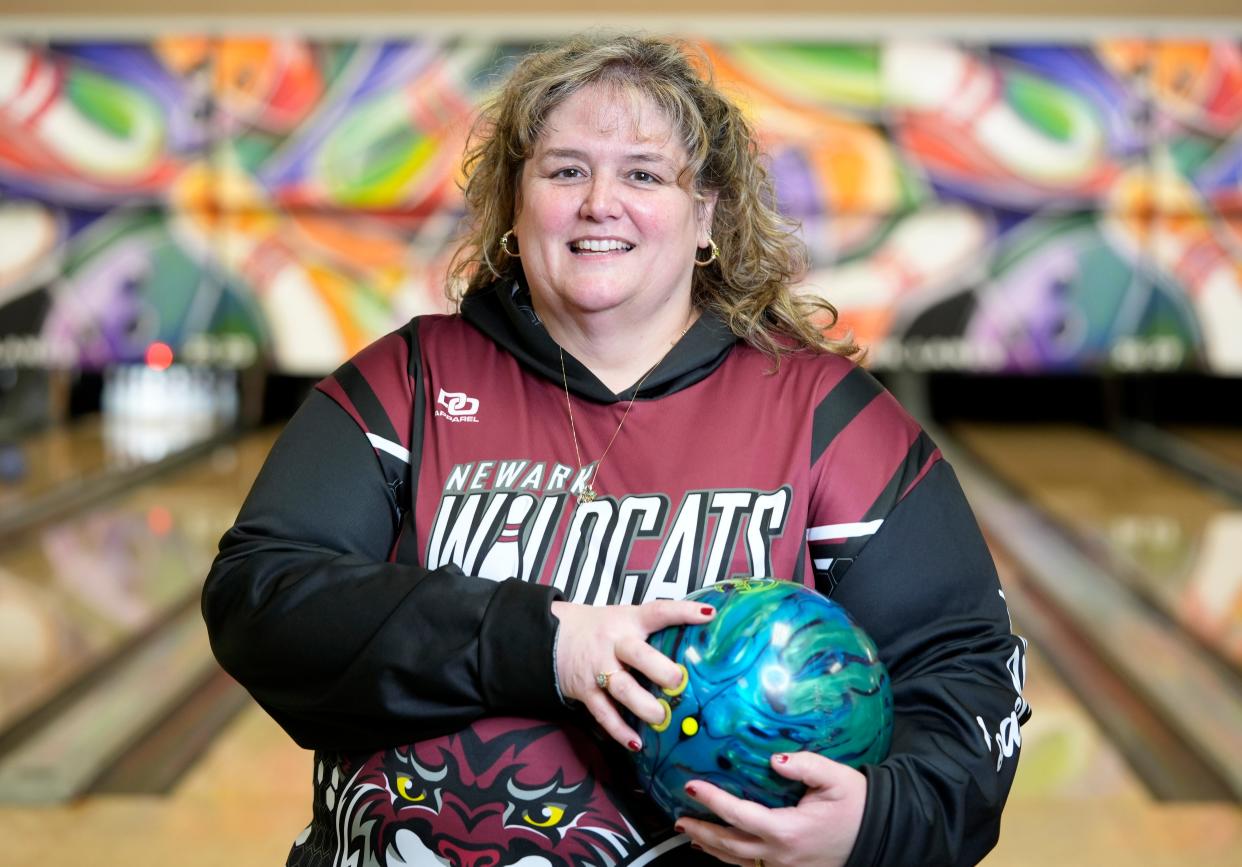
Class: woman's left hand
675,752,867,867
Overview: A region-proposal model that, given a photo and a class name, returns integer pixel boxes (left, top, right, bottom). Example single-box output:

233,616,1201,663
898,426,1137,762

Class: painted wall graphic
0,35,1240,374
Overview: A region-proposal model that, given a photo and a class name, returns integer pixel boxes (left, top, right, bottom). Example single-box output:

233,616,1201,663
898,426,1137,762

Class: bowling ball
631,578,892,820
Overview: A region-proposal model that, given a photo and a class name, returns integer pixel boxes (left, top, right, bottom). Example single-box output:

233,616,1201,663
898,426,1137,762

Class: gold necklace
559,322,691,505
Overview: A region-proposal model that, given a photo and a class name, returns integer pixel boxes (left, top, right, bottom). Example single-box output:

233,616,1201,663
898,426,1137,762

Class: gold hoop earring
694,239,719,267
500,229,520,258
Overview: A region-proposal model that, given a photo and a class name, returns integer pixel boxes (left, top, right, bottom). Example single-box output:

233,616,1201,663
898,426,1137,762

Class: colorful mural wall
0,35,1240,374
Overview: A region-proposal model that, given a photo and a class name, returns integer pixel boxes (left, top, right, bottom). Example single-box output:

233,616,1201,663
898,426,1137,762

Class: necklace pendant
578,485,597,504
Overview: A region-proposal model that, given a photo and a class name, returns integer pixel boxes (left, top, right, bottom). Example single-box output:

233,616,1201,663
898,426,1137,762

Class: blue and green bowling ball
631,578,892,820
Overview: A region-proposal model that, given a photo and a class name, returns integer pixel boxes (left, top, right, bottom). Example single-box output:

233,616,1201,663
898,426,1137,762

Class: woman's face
513,84,714,326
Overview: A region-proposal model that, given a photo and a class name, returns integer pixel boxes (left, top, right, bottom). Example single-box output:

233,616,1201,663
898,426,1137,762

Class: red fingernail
774,753,790,764
700,606,714,616
691,843,703,851
674,824,685,834
628,739,641,752
684,783,698,796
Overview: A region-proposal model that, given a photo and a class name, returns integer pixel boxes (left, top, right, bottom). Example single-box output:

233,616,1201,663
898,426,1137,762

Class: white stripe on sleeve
805,519,883,542
366,433,411,464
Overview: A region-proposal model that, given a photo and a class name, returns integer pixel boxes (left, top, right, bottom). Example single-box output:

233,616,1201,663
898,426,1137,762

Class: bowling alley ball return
631,578,893,820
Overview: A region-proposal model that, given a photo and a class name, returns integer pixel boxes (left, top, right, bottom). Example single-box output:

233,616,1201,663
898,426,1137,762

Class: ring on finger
595,670,619,690
755,859,764,867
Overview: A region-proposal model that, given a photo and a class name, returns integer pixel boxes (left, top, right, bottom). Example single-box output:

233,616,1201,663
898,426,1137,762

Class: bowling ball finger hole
650,699,672,733
662,664,690,697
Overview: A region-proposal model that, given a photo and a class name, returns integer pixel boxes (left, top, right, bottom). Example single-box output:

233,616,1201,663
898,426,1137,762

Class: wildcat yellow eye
522,804,566,828
395,775,426,802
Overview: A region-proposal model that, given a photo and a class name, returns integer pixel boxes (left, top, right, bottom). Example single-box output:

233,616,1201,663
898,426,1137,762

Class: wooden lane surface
988,801,1242,866
0,414,236,544
952,423,1242,670
1169,427,1242,470
0,415,203,516
0,703,306,867
0,417,113,514
0,430,278,735
1003,642,1144,804
992,542,1145,805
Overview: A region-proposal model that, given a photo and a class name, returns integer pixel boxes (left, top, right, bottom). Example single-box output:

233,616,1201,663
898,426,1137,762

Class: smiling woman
509,86,712,389
451,35,855,382
204,32,1029,867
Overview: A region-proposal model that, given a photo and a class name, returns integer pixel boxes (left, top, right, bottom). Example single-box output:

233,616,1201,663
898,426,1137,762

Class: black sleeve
832,460,1029,867
201,390,566,752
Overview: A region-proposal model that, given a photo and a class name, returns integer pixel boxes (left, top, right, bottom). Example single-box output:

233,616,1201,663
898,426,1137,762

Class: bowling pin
477,495,535,582
0,200,60,309
801,204,990,346
882,40,1107,189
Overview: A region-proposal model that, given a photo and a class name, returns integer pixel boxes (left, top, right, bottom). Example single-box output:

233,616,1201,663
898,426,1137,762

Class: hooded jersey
204,280,1029,867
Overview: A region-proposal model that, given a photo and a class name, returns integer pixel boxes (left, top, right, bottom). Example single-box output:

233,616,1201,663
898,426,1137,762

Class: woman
204,34,1028,867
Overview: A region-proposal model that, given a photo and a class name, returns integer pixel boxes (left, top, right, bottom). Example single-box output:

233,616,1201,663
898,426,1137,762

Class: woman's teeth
571,239,633,253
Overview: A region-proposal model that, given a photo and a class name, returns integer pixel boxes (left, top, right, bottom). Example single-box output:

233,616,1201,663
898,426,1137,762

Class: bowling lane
1005,640,1146,801
0,703,309,867
0,417,114,512
953,423,1242,670
989,543,1146,804
0,412,233,542
0,429,277,735
1167,426,1242,470
995,616,1242,865
0,363,243,542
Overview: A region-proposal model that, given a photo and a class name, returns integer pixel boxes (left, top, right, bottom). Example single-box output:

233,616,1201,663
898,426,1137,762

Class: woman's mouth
569,239,634,254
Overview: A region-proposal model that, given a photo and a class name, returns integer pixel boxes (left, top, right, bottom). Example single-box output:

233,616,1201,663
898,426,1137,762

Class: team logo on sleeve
436,389,481,423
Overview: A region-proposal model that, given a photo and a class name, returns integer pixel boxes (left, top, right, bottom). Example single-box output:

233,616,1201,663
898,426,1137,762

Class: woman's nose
579,176,622,220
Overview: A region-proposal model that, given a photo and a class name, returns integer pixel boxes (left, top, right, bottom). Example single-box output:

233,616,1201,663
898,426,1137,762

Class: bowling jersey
205,278,1029,867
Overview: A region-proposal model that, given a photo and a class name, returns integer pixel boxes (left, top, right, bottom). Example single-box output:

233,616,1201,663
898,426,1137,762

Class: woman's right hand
551,599,716,751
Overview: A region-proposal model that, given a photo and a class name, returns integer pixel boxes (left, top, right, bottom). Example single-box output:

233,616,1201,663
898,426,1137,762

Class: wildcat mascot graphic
288,717,676,867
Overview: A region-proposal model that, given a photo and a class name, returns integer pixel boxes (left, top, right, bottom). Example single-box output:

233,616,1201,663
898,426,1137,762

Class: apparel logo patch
435,388,480,423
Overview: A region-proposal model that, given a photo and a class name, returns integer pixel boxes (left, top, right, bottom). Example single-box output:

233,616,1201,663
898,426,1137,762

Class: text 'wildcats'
426,461,792,604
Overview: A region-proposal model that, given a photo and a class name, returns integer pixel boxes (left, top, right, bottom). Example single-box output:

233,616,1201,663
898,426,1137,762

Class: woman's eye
553,167,584,179
630,170,658,183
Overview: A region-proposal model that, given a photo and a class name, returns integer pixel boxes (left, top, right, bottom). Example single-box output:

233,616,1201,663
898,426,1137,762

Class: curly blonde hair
450,33,858,361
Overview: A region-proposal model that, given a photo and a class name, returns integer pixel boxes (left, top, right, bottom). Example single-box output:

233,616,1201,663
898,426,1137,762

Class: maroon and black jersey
204,280,1029,867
